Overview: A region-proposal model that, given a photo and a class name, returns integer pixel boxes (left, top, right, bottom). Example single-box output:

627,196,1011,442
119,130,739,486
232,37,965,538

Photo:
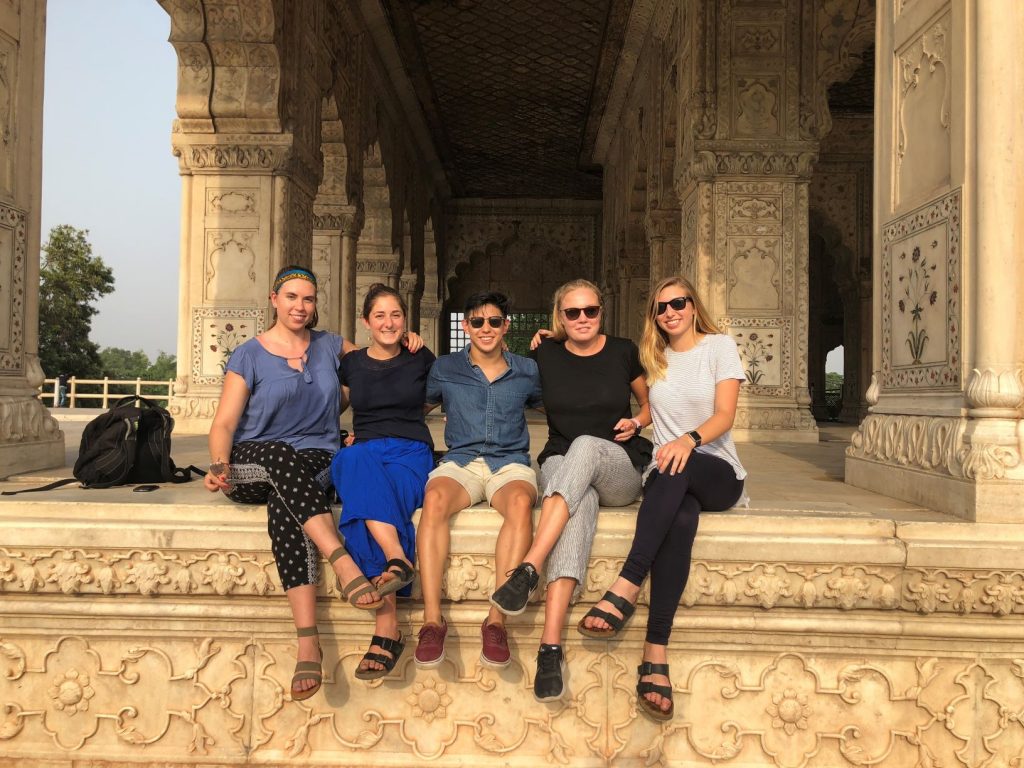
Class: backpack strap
169,465,207,484
1,478,80,496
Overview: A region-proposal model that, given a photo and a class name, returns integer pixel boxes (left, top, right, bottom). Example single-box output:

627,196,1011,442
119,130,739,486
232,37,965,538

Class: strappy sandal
577,590,636,638
375,558,415,598
636,661,674,721
329,546,384,610
291,626,323,701
353,633,405,681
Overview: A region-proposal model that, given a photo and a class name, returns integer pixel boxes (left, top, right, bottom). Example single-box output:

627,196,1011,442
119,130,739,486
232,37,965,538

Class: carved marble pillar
645,207,682,284
0,0,63,477
168,135,320,432
846,0,1024,522
339,213,361,341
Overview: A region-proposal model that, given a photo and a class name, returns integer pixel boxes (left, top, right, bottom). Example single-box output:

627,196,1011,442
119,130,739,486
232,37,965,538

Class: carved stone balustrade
1,491,1022,767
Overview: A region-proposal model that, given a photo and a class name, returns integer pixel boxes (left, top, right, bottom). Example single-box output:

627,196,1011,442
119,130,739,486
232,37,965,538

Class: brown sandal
329,546,383,610
291,626,322,701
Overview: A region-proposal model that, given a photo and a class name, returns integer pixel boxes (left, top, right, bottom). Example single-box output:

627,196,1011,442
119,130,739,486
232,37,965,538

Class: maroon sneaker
480,620,511,668
414,620,447,668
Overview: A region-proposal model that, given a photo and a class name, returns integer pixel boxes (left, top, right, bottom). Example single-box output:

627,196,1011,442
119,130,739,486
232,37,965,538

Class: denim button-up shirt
426,346,543,470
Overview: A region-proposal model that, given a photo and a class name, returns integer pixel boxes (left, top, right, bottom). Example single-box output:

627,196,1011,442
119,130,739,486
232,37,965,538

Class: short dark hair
362,282,408,319
464,291,511,317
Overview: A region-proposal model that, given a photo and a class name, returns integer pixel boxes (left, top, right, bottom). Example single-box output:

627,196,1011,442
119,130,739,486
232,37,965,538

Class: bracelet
209,461,229,476
631,418,643,433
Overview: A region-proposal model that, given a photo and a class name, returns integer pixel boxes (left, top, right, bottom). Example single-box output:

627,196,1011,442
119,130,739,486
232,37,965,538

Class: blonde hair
640,276,722,383
550,278,603,341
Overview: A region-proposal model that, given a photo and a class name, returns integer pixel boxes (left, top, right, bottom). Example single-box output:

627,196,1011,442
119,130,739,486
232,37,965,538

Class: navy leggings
620,451,743,645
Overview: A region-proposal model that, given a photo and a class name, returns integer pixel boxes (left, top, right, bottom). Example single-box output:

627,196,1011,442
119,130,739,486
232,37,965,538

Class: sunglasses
561,305,601,321
467,316,505,329
656,296,693,315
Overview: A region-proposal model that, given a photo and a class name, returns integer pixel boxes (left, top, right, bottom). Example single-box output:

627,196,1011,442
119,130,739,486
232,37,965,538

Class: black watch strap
686,430,702,447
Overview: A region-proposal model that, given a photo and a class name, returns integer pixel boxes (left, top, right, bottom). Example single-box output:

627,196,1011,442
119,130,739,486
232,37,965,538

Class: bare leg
487,480,536,625
582,575,642,632
540,577,576,646
518,493,569,571
640,641,672,713
301,511,379,606
357,594,401,674
416,478,471,626
286,584,320,693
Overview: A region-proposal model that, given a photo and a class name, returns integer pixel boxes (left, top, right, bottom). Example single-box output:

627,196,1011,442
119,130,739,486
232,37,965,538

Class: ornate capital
172,134,294,174
356,258,400,276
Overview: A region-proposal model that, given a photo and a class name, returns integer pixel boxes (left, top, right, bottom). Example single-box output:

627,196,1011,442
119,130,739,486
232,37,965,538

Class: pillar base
733,403,819,443
0,397,64,479
168,394,218,436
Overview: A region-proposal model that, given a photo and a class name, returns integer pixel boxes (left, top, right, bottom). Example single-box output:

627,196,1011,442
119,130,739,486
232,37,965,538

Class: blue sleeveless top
226,330,343,451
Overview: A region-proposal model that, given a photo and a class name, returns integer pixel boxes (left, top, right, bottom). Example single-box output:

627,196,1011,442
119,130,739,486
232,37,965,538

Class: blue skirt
330,437,432,586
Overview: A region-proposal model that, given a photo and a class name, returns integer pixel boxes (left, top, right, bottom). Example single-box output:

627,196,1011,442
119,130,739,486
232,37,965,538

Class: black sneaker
489,562,539,616
534,644,565,702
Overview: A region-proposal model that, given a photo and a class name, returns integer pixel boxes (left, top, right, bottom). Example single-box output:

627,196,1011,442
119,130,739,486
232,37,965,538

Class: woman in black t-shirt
329,284,435,681
489,279,651,702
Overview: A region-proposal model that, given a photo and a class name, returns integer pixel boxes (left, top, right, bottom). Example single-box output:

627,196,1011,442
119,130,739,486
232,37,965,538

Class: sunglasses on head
467,316,505,329
656,296,693,315
561,305,601,321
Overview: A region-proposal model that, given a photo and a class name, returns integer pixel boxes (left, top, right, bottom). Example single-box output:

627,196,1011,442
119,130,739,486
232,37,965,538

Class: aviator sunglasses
561,305,601,321
656,296,693,315
467,316,505,329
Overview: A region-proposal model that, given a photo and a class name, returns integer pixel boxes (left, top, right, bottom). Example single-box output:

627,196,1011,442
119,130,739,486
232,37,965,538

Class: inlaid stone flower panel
191,306,266,385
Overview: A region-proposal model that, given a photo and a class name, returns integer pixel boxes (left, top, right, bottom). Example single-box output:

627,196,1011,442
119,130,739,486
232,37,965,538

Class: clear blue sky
39,0,845,374
41,0,179,359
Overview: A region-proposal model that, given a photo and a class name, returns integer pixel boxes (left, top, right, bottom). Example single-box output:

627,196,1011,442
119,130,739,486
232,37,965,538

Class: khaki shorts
428,458,538,506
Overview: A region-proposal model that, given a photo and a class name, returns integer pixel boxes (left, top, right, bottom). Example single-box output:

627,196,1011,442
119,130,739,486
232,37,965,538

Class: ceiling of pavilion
382,0,633,199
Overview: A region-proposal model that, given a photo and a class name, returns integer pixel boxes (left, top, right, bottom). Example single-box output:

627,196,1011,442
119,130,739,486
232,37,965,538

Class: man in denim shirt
415,291,543,669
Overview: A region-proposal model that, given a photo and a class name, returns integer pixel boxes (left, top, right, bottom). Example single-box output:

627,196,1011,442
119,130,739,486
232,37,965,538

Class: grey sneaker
534,644,565,702
489,562,539,616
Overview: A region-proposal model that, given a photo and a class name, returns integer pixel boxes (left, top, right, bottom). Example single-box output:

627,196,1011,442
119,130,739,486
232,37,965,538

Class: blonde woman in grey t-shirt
576,276,746,721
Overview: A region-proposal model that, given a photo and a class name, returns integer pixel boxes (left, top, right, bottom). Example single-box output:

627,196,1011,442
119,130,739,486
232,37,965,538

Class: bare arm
205,371,249,492
613,375,652,442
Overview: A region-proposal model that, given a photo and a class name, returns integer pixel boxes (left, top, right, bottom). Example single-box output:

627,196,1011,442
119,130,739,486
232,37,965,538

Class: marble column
0,0,63,477
846,0,1024,522
645,207,682,285
339,215,360,341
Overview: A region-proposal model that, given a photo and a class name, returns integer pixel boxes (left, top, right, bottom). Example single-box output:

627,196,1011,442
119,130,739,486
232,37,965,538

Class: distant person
489,278,651,702
57,373,68,407
330,283,435,680
414,291,543,669
577,276,747,721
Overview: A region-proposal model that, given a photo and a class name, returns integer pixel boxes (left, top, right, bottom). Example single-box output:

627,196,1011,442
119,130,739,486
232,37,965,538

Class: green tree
146,352,177,381
39,225,115,378
99,347,151,379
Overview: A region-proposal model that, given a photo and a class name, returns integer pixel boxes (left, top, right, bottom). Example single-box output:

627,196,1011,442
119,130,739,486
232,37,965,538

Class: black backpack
3,395,203,494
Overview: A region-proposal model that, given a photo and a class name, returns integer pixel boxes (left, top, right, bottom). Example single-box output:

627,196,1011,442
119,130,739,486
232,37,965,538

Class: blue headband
273,268,317,292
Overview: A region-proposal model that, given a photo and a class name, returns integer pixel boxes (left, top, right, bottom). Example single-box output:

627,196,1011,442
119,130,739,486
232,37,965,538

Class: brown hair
550,278,603,342
639,276,722,383
362,282,408,320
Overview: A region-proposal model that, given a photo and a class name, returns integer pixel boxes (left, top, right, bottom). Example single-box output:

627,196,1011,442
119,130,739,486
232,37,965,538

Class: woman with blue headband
203,264,421,701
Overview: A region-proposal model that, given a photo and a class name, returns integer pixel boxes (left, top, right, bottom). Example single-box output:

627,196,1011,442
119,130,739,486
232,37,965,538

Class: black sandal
636,661,674,721
354,633,405,680
375,558,415,597
577,590,636,638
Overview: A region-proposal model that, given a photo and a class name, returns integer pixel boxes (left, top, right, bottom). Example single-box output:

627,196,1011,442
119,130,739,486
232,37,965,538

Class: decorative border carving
880,188,961,389
848,413,1020,481
0,202,25,372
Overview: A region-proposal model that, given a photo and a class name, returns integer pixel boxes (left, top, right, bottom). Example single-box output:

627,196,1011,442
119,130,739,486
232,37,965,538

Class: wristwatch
209,461,229,476
685,430,702,447
631,418,643,433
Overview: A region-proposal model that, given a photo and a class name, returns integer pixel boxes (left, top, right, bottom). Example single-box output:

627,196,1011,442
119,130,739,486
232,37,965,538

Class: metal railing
41,377,175,409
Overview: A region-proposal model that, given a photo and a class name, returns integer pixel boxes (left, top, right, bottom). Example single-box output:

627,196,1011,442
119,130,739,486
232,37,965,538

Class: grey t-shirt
227,330,343,452
648,333,747,481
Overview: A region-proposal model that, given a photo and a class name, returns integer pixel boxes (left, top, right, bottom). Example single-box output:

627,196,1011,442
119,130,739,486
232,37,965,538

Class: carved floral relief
203,229,258,303
881,188,960,388
191,307,266,385
0,201,24,373
734,76,780,137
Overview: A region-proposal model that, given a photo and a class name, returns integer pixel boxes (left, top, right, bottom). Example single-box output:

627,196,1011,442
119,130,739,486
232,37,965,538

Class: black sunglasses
467,316,505,329
656,296,693,315
561,305,601,321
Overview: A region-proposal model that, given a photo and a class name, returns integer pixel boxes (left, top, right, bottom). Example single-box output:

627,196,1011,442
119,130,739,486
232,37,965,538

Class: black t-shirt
340,346,435,448
534,335,652,469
